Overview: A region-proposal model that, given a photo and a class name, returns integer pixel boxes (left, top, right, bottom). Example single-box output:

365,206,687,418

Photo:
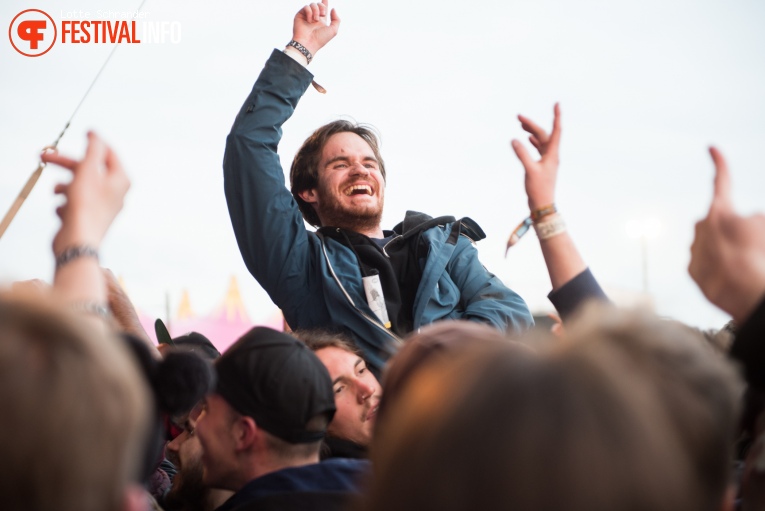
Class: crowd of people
3,1,765,510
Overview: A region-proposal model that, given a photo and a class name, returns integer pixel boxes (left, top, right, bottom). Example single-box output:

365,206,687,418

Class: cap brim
155,319,174,346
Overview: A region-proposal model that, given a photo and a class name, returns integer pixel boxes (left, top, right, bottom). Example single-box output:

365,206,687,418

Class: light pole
626,218,661,295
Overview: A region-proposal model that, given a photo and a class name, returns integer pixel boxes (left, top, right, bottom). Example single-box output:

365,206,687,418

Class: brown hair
293,328,361,357
290,120,386,227
561,306,742,511
364,307,741,511
0,294,150,511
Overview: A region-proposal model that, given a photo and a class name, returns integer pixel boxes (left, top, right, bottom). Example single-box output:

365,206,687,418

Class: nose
357,379,375,403
166,434,182,465
167,436,179,453
350,162,370,177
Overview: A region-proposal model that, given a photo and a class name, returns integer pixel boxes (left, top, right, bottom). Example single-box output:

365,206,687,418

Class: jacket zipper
320,236,404,345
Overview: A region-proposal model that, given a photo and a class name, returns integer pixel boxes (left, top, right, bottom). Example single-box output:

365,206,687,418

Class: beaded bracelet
286,40,313,64
55,245,99,270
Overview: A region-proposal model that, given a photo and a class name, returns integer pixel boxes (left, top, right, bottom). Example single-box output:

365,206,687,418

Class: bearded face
299,132,385,234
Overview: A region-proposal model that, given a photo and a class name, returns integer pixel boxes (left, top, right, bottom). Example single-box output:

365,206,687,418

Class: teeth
344,184,372,196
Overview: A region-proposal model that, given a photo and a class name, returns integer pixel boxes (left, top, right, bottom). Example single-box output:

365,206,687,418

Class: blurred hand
10,279,50,298
511,103,561,211
293,0,340,56
688,147,765,323
42,132,130,255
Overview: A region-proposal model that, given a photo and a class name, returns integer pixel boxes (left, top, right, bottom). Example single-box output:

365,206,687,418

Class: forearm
536,215,587,291
53,257,108,333
107,288,155,355
53,258,106,304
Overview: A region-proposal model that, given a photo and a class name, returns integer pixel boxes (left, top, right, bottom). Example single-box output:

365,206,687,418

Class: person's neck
241,453,320,486
326,225,385,239
356,226,385,239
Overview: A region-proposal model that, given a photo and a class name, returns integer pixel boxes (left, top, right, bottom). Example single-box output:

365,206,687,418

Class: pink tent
138,276,283,354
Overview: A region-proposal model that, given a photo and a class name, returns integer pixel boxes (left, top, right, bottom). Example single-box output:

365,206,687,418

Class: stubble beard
163,457,208,511
316,181,384,234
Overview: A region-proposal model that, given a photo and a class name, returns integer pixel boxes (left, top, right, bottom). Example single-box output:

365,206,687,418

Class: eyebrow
324,155,378,166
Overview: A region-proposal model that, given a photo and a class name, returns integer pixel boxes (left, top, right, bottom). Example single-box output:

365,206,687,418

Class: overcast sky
1,0,763,332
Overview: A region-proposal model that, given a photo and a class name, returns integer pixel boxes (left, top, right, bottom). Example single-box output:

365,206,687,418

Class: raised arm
41,132,130,328
689,147,765,323
510,104,606,320
103,267,158,356
223,1,340,310
689,148,765,391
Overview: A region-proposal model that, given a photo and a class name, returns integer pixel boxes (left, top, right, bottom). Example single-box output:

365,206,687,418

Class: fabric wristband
534,216,567,240
531,203,557,222
505,203,559,253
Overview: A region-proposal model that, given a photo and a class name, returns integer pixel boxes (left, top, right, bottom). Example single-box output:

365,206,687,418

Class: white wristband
534,216,566,240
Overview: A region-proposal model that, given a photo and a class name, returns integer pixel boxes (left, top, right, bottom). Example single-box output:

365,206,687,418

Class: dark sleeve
547,268,609,322
729,295,765,390
223,50,316,310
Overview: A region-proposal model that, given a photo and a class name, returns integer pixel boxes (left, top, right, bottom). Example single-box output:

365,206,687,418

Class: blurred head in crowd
195,327,336,491
161,341,228,511
155,320,221,360
378,320,522,426
164,402,231,511
296,329,381,448
0,295,151,511
365,307,741,511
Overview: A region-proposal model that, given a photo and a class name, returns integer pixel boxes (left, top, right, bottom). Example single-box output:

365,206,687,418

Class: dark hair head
290,120,386,227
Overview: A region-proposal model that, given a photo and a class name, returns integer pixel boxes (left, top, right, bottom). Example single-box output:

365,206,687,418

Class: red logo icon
9,9,57,57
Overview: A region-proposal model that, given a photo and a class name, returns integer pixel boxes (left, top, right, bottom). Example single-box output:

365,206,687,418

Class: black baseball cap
214,327,336,444
155,319,221,361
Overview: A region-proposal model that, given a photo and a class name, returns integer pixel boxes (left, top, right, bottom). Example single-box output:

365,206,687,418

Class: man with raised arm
224,0,532,376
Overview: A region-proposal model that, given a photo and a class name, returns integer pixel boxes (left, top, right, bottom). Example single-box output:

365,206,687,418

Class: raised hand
293,0,340,56
689,147,765,323
41,132,130,255
511,103,561,211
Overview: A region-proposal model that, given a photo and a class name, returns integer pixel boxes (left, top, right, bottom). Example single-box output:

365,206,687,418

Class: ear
298,188,319,205
232,415,259,452
122,484,149,511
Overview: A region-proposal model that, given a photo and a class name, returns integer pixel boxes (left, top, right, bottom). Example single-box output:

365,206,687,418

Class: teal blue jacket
224,50,533,374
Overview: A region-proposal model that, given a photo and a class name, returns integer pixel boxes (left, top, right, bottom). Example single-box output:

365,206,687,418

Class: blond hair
0,294,151,511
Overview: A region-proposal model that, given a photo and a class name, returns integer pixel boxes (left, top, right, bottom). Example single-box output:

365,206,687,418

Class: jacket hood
393,211,486,243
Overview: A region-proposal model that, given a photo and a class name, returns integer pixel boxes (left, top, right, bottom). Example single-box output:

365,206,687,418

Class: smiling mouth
344,184,373,196
366,404,379,422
